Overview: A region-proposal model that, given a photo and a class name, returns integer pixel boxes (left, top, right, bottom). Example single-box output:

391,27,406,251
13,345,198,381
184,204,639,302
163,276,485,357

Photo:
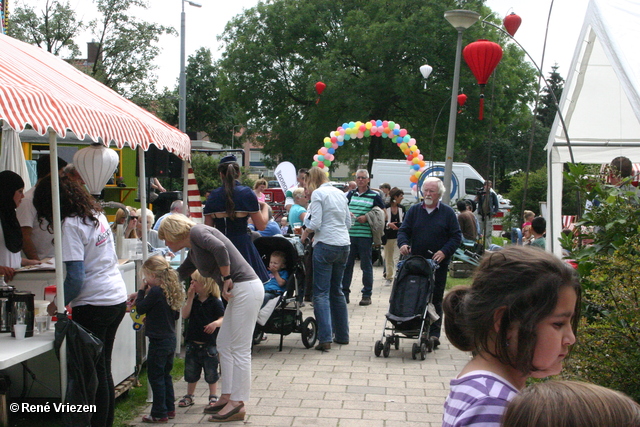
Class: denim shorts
184,342,220,384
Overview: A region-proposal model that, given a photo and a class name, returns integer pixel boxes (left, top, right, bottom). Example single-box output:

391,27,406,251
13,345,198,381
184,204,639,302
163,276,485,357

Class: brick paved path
129,263,470,426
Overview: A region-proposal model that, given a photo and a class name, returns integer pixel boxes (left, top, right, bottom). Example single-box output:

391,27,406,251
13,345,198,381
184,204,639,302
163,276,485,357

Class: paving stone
128,263,471,425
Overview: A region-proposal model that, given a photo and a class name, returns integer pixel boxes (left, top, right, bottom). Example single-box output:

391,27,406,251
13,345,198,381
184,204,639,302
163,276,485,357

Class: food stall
0,32,191,420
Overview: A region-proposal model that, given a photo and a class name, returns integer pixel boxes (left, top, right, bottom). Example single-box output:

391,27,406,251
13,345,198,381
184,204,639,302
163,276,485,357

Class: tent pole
138,146,149,261
49,129,67,401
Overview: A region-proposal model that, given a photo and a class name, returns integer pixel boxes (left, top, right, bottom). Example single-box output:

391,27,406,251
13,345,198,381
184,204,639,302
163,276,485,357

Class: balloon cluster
312,120,427,195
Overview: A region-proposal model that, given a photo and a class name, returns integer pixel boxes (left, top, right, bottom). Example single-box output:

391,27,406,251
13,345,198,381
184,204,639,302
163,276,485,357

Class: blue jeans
341,236,374,298
313,242,350,344
147,336,176,418
72,302,126,427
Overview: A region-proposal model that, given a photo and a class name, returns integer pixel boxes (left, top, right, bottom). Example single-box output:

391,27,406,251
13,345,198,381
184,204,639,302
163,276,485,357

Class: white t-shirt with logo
62,213,127,307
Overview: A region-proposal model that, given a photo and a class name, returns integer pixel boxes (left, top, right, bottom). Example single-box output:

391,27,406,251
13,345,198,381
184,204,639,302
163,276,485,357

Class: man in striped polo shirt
341,169,385,306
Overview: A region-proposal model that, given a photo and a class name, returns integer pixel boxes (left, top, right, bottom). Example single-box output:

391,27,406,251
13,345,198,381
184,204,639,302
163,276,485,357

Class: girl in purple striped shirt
441,246,582,427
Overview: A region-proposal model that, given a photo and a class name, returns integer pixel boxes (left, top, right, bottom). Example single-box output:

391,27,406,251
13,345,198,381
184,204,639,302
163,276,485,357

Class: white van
370,159,485,205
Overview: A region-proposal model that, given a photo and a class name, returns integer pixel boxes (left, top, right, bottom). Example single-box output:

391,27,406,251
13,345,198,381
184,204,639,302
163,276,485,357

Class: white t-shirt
16,186,55,259
0,222,21,269
62,214,127,307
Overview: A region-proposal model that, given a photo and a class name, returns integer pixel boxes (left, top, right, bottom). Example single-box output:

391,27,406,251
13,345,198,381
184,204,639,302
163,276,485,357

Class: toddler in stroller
252,236,317,351
374,255,439,360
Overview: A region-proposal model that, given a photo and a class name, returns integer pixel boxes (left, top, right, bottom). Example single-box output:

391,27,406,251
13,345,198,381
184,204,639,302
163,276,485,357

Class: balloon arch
312,120,427,197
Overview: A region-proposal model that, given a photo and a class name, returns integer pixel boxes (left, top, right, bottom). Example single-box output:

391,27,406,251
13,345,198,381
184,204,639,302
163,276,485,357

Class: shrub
562,242,640,401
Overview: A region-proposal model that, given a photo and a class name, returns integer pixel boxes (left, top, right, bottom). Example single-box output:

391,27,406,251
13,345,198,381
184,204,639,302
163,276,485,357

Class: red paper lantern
503,12,522,37
457,93,467,114
315,81,326,104
315,81,326,95
463,39,503,120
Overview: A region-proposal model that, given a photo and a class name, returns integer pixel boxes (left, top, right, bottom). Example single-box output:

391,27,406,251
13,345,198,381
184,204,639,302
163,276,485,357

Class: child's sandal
208,395,218,406
178,394,194,407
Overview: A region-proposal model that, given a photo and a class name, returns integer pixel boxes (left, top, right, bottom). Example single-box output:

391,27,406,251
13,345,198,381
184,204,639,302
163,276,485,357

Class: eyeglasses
130,216,139,219
355,176,368,180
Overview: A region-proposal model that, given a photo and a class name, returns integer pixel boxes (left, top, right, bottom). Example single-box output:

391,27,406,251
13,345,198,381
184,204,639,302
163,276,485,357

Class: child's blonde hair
142,255,185,311
503,380,640,427
190,269,220,298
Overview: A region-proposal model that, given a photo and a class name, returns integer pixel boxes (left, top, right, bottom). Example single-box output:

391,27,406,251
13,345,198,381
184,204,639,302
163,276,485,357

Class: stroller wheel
374,340,383,357
383,339,391,358
394,336,400,350
420,342,428,360
300,317,318,349
411,343,419,360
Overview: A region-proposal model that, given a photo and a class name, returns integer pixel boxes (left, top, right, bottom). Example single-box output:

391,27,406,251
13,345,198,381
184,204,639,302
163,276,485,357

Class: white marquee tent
546,0,640,255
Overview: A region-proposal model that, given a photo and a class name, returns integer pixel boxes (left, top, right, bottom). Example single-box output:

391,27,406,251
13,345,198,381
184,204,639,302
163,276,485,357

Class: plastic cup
14,323,27,340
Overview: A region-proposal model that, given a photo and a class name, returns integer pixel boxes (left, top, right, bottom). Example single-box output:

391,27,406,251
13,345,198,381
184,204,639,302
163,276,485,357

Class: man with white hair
397,177,461,348
153,199,184,231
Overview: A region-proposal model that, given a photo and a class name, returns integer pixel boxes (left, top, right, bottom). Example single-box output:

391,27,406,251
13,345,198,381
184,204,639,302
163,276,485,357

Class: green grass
446,276,473,290
113,357,185,427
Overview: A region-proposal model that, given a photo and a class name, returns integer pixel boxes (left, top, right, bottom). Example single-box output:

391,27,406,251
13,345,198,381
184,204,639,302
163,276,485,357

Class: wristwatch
222,274,232,281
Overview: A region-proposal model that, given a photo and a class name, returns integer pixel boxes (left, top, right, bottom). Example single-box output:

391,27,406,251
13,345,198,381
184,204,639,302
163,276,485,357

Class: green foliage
189,154,254,197
190,154,221,196
562,242,640,401
562,163,640,278
504,166,548,215
8,0,85,57
217,0,538,172
162,48,237,143
89,0,176,100
535,64,564,128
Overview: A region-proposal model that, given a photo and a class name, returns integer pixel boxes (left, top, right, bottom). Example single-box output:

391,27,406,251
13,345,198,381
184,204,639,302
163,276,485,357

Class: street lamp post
179,0,202,134
442,10,480,204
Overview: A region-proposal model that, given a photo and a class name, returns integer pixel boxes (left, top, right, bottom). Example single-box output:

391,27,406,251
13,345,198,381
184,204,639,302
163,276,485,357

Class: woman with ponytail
203,156,269,282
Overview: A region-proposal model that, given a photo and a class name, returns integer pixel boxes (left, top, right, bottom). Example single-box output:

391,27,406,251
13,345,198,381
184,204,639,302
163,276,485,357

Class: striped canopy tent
0,33,191,397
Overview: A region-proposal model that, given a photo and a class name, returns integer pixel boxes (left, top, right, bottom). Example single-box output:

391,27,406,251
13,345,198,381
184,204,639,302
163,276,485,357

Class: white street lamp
442,9,480,204
179,0,202,134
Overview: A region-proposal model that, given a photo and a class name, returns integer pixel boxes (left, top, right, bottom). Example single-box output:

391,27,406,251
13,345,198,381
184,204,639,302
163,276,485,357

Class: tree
535,64,564,128
8,0,175,102
89,0,176,100
217,0,538,174
157,48,235,143
8,0,84,57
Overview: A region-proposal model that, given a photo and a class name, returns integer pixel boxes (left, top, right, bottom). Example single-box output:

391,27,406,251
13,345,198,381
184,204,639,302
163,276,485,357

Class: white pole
49,129,67,400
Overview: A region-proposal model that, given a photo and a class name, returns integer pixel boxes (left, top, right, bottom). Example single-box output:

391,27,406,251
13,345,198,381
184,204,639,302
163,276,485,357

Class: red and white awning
0,33,190,160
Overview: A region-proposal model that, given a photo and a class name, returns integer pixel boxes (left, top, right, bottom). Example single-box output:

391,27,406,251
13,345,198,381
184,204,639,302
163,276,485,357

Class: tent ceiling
0,34,190,160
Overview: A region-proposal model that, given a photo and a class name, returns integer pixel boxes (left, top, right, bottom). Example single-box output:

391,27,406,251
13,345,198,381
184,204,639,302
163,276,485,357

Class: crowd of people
2,153,639,426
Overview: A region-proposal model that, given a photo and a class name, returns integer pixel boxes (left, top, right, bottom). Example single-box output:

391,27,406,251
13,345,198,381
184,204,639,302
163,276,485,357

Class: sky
21,0,590,91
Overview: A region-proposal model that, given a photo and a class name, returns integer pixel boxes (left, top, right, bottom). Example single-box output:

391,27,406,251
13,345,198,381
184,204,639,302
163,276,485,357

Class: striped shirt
346,189,384,238
442,371,519,427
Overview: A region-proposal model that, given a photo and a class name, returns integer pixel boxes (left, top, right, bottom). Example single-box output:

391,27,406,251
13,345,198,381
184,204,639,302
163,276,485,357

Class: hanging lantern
463,39,503,120
457,93,468,114
419,64,433,89
503,12,522,36
315,81,326,104
73,144,119,196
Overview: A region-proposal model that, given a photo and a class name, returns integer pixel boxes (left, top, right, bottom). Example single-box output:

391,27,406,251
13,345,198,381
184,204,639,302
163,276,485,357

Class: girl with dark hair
0,170,39,280
34,176,127,427
203,156,269,282
441,246,582,427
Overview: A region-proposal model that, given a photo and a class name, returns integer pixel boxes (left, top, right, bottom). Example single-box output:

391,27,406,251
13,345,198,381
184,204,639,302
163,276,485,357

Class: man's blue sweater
397,202,462,265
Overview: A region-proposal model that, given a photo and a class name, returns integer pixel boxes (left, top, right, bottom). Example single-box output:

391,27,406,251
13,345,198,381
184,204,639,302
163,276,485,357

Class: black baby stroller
374,255,438,360
252,236,317,351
